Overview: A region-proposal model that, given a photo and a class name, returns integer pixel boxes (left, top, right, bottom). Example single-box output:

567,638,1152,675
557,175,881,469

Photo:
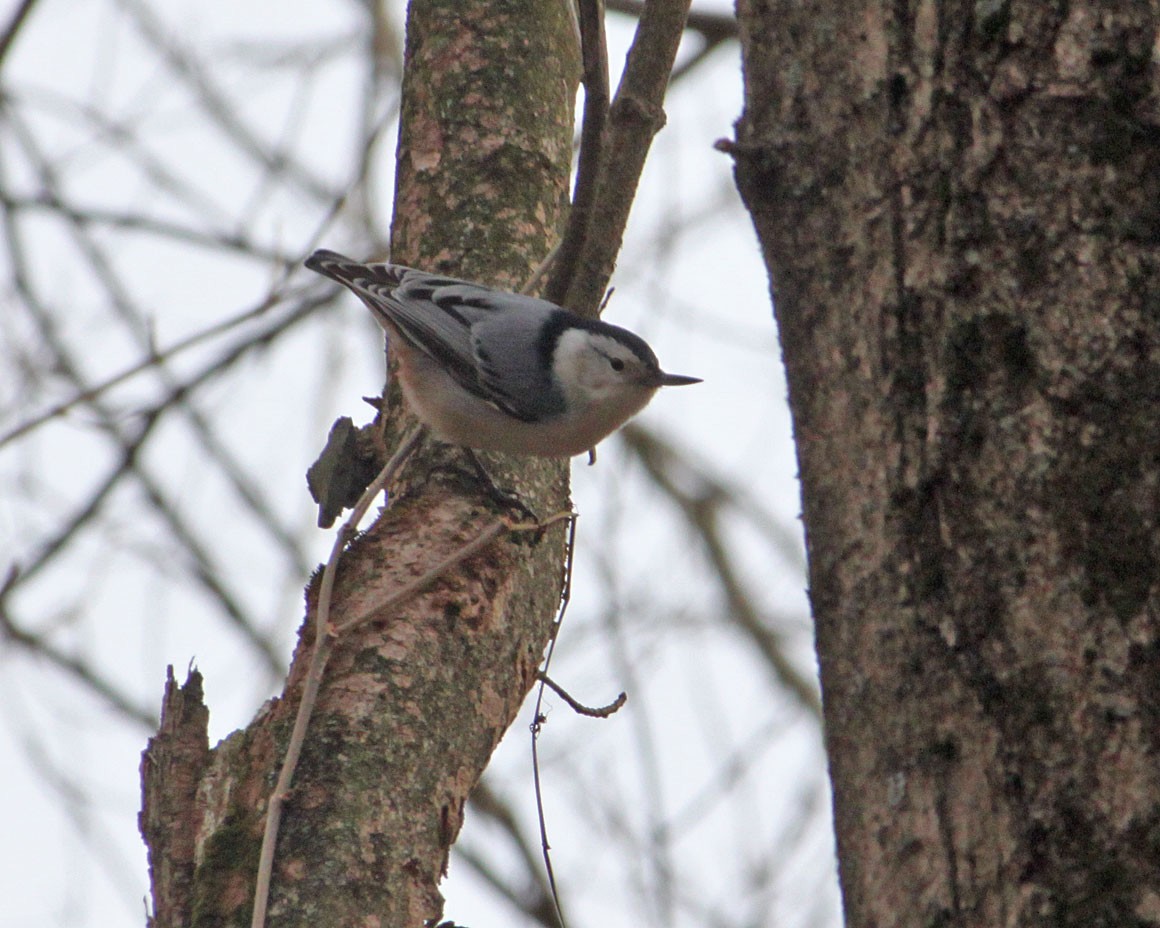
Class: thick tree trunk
731,2,1160,926
141,2,579,926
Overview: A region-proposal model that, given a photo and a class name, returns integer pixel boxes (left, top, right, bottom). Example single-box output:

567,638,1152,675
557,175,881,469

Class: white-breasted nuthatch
305,249,701,457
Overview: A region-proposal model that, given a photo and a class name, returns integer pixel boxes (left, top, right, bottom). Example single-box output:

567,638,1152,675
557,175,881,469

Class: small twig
0,0,39,71
0,587,157,729
520,242,560,297
119,0,333,202
465,780,561,924
620,425,821,719
530,512,580,928
0,180,350,451
536,672,626,718
0,284,310,449
336,510,572,635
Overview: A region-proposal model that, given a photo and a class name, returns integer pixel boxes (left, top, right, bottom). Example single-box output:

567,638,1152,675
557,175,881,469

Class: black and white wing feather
305,250,568,422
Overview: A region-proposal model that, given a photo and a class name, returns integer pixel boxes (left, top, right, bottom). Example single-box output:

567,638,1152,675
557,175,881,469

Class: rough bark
731,2,1160,927
141,668,212,928
141,1,579,925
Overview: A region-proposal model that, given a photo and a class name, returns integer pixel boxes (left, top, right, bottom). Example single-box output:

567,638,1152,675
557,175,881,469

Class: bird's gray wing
466,304,569,422
305,251,478,381
368,272,483,393
393,276,569,421
307,251,566,421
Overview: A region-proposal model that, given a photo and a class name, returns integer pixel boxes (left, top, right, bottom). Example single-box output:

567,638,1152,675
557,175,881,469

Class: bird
305,249,701,458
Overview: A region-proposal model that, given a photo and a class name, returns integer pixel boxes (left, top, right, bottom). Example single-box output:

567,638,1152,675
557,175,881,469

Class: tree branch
543,0,609,307
556,0,692,318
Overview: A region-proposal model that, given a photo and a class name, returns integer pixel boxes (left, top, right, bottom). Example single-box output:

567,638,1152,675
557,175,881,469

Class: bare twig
547,1,735,311
335,517,504,633
0,0,40,71
9,117,319,580
0,193,290,262
557,0,692,317
463,779,562,927
620,425,821,719
455,841,563,928
6,84,257,226
530,512,580,928
6,291,332,675
0,116,347,450
606,0,738,58
621,423,806,573
536,672,626,718
338,511,575,633
115,0,334,203
0,588,157,728
6,303,287,676
544,0,609,310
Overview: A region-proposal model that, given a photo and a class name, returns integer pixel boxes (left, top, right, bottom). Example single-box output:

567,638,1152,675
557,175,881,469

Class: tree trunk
141,1,579,925
730,2,1160,926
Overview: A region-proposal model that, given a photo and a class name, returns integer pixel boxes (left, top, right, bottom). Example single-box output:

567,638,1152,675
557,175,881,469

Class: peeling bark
732,2,1160,926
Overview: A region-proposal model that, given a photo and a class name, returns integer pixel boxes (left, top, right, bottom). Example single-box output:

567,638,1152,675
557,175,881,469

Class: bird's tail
304,249,408,292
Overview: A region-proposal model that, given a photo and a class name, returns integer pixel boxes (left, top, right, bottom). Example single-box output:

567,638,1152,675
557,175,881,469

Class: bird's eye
609,357,625,372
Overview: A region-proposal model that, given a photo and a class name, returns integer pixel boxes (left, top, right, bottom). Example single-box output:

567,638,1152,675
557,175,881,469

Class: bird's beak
655,371,702,387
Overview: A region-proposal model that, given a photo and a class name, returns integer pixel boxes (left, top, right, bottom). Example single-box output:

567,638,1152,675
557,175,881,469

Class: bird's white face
553,329,661,410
